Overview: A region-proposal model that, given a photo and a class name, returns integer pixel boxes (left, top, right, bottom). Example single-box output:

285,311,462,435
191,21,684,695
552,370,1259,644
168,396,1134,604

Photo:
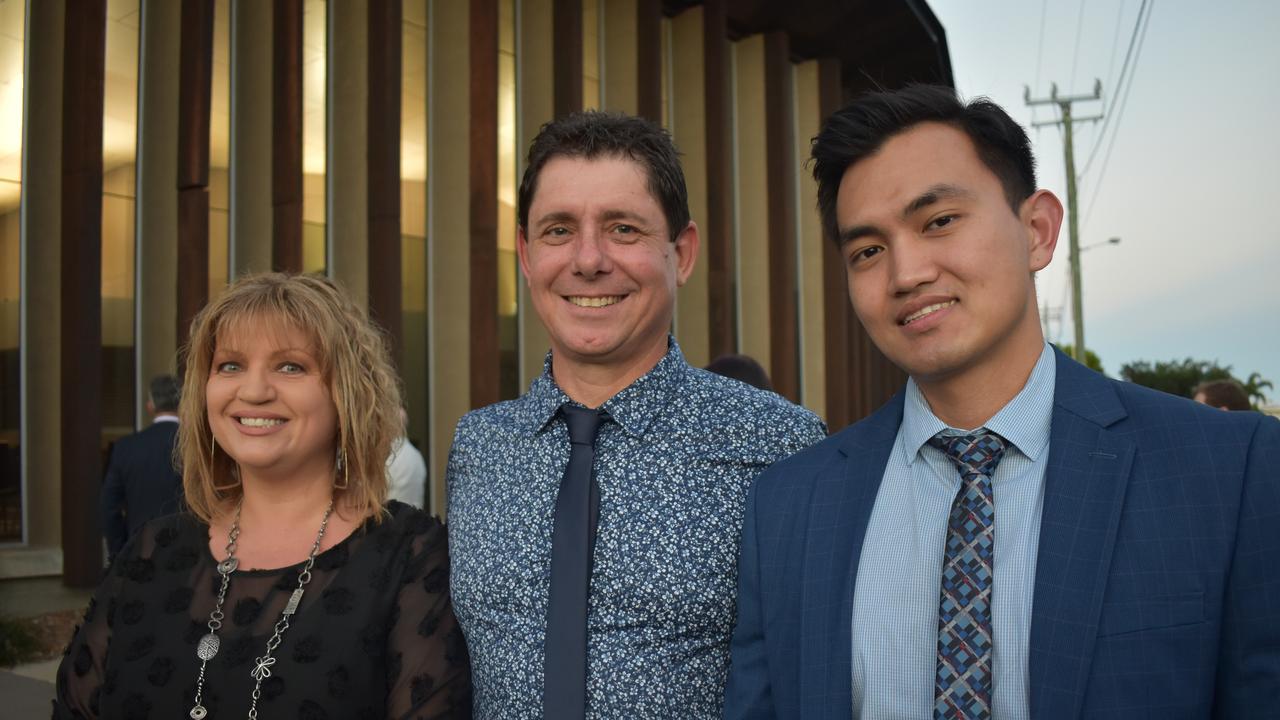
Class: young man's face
835,122,1060,385
518,155,698,373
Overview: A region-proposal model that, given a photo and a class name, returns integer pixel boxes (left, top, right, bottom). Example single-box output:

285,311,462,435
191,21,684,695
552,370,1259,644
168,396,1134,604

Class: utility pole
1026,81,1103,363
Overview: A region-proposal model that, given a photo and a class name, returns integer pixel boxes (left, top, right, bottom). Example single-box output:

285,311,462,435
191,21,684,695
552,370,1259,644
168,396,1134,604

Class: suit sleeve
723,471,776,719
1213,415,1280,716
99,443,127,559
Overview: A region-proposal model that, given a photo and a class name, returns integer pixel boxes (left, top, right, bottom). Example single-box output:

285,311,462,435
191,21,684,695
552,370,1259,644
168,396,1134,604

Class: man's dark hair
150,374,181,412
518,111,691,242
1194,379,1252,411
810,84,1037,244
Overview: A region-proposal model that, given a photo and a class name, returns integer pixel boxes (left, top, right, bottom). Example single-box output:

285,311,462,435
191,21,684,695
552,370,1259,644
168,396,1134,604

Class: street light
1070,236,1121,362
1080,236,1121,253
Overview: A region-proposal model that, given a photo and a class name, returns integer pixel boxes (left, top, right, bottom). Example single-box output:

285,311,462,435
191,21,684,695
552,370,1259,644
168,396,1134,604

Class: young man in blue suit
724,85,1280,719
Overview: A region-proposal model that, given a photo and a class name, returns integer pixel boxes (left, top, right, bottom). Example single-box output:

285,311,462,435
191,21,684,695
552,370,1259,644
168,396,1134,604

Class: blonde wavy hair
177,273,402,525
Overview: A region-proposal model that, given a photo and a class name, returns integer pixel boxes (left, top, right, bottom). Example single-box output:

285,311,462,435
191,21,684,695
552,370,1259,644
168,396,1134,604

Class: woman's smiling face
205,317,339,483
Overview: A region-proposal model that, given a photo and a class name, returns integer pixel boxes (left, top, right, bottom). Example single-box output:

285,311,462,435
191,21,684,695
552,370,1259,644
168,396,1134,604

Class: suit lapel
799,393,902,719
1028,350,1135,719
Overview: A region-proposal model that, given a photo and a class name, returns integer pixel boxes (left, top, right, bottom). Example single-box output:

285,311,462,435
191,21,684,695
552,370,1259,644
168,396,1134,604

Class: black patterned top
54,501,471,719
447,339,827,719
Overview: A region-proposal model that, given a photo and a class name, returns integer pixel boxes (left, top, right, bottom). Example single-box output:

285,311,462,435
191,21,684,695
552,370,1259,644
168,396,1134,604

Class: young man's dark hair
518,110,691,242
149,374,181,412
810,83,1037,244
1194,379,1253,411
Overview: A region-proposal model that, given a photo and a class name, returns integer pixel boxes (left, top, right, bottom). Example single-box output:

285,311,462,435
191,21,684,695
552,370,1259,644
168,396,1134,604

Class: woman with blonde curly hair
56,273,471,719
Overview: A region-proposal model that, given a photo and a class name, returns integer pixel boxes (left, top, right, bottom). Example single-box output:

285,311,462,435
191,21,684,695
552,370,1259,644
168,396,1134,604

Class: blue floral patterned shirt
447,338,826,719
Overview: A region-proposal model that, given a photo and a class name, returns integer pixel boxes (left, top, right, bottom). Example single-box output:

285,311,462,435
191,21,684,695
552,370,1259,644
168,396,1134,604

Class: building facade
0,0,951,586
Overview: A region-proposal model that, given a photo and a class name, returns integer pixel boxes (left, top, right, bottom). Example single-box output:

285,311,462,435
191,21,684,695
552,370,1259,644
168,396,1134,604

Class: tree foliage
1057,344,1105,374
1119,358,1273,408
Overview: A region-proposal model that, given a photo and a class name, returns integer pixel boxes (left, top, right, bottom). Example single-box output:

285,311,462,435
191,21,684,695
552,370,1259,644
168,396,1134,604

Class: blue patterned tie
928,431,1007,720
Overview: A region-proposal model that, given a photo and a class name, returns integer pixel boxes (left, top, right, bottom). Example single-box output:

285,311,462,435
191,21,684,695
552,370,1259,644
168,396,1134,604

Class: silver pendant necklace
189,498,335,720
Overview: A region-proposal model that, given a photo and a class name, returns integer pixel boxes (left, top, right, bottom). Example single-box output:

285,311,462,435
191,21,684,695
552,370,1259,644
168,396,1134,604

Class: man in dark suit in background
100,374,183,560
724,85,1280,718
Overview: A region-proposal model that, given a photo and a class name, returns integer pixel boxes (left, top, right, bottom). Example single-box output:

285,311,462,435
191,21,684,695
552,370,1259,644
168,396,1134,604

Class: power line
1103,0,1127,105
1079,0,1149,179
1068,0,1089,91
1031,0,1050,125
1082,0,1153,228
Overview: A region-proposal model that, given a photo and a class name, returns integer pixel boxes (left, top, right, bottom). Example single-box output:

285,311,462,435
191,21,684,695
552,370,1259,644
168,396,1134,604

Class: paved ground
1,576,90,715
0,665,56,716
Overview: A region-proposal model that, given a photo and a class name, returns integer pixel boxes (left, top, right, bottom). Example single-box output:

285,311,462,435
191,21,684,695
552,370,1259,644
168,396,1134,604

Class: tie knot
928,431,1007,478
561,404,605,446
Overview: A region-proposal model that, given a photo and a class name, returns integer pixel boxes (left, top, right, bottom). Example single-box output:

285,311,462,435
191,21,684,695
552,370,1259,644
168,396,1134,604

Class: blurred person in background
100,374,183,562
1193,379,1252,411
704,354,773,392
387,407,428,508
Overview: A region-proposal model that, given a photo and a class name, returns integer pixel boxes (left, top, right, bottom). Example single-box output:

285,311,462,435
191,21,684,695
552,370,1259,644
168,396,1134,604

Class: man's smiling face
836,121,1056,385
518,154,697,372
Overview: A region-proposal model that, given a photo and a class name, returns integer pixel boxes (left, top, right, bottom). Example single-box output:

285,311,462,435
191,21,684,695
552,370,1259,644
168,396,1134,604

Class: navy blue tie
544,404,604,719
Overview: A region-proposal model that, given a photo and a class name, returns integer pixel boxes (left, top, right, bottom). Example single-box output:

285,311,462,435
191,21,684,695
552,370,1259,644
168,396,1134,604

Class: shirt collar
900,342,1056,466
153,414,179,424
516,336,689,438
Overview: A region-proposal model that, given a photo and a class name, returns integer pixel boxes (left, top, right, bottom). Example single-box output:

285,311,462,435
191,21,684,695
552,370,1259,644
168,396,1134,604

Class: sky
928,0,1280,402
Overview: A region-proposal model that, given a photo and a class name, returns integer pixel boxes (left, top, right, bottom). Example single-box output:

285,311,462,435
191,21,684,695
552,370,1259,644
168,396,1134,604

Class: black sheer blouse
54,501,471,719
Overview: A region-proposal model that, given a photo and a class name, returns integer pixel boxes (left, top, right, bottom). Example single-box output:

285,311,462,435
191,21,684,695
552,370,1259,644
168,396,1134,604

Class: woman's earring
334,446,349,490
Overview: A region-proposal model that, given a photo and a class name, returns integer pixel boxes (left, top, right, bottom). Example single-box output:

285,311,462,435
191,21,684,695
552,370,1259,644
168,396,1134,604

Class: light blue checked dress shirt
851,342,1056,719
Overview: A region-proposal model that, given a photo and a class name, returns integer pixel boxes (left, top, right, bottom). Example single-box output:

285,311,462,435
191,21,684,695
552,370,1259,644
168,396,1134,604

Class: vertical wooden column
470,0,499,408
273,0,304,271
368,0,403,357
702,0,734,359
669,5,709,367
60,0,106,587
230,0,273,275
552,0,583,117
635,0,662,122
517,0,554,388
600,0,637,114
177,0,215,353
794,58,826,422
330,0,370,306
817,58,850,430
22,0,66,553
733,35,769,378
763,31,798,401
137,0,181,417
428,0,473,513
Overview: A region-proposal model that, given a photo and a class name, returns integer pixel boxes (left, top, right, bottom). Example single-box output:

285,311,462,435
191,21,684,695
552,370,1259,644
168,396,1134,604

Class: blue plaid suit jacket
725,348,1280,719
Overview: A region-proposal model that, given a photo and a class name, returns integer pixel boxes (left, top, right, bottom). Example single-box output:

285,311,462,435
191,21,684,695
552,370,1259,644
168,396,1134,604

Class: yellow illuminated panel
402,0,429,450
209,0,230,297
0,0,25,541
583,0,600,110
499,0,519,398
102,0,139,433
302,0,326,273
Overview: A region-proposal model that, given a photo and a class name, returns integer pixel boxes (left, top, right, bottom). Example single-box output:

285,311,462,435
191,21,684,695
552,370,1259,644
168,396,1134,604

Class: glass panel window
498,0,518,399
582,0,599,109
209,0,230,297
401,0,429,469
302,0,326,273
0,0,25,542
102,0,139,443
